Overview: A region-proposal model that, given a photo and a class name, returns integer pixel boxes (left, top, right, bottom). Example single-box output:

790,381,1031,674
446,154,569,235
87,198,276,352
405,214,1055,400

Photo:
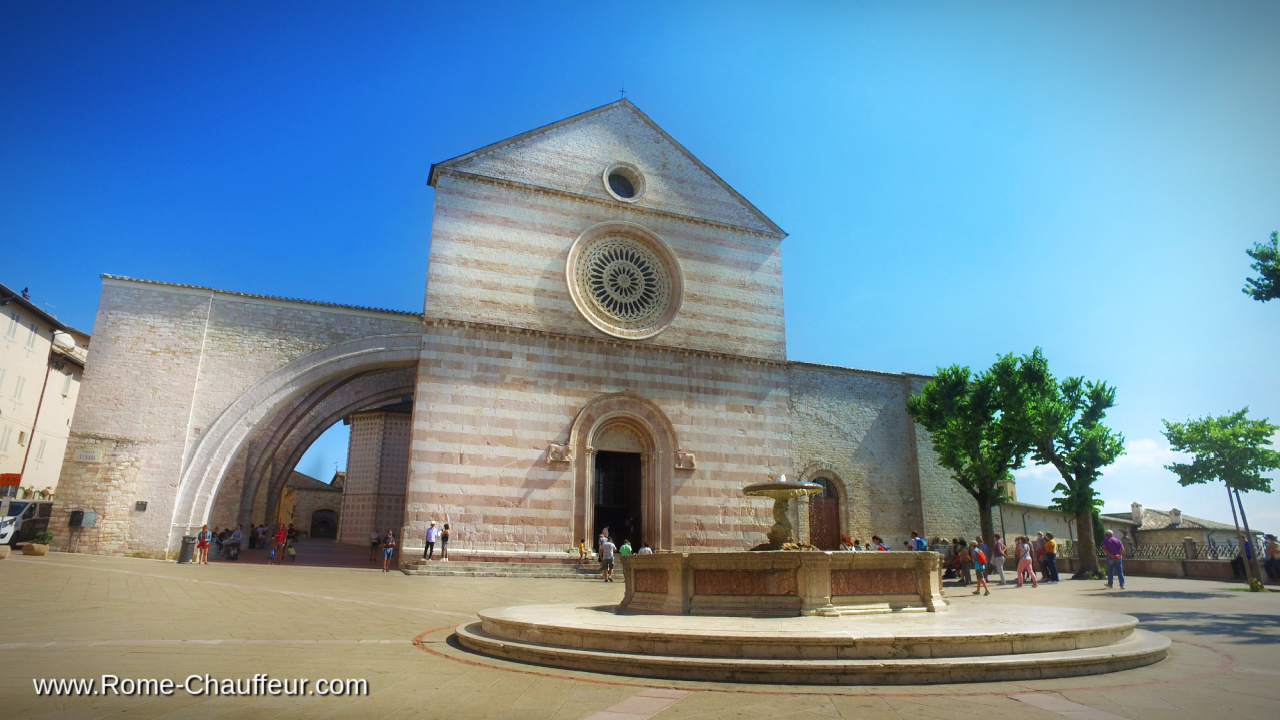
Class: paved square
2,552,1276,719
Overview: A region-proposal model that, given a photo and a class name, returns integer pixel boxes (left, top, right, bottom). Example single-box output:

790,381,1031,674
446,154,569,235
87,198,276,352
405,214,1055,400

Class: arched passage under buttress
168,334,422,555
210,366,416,531
569,393,679,552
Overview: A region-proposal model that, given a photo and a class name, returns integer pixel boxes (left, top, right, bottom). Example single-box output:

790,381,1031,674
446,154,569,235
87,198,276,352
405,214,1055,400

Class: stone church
51,100,978,560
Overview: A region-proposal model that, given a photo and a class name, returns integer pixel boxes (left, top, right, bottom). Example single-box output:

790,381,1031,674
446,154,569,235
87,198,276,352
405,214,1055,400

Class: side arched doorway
310,509,339,539
808,477,840,550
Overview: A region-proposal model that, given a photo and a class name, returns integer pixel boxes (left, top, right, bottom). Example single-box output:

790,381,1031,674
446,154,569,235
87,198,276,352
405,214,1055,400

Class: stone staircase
401,559,622,579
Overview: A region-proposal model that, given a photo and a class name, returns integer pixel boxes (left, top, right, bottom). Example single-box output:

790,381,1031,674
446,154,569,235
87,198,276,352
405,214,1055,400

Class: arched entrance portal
570,393,678,552
592,423,645,548
310,509,338,539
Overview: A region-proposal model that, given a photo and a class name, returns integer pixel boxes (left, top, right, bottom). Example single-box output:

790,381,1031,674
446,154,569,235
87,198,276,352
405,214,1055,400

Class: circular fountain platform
456,603,1169,685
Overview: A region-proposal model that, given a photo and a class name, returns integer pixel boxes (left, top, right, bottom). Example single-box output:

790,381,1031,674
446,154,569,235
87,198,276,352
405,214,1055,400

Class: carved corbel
674,451,696,470
546,442,572,465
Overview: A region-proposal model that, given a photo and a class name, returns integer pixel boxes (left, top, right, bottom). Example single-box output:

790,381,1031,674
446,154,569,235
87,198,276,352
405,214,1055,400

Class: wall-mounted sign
73,448,103,463
0,473,20,487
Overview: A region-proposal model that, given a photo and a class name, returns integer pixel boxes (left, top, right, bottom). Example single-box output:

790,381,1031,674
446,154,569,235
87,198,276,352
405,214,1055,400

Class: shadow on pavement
1082,590,1230,601
1133,611,1280,644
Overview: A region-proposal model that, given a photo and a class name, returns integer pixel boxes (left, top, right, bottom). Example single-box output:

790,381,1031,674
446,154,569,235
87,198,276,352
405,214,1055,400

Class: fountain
742,474,823,549
453,477,1170,684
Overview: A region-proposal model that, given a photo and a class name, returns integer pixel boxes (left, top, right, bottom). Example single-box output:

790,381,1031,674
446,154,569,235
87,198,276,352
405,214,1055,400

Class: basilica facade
51,101,978,560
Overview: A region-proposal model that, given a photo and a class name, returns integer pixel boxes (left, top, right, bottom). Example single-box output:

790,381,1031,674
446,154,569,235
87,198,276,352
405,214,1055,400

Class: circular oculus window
567,222,683,339
602,162,645,203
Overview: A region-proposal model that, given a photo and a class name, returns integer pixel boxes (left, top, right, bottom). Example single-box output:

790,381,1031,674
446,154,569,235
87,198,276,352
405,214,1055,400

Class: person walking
440,523,450,561
957,538,972,586
382,530,397,572
578,539,588,563
599,536,617,582
1016,535,1038,588
1102,529,1126,590
1033,532,1046,583
990,533,1007,585
1043,533,1060,583
423,521,439,560
1264,534,1280,582
196,524,212,565
969,541,990,596
368,529,382,561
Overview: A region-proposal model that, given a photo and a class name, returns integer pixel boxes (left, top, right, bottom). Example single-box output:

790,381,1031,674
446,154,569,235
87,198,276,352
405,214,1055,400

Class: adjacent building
0,283,90,500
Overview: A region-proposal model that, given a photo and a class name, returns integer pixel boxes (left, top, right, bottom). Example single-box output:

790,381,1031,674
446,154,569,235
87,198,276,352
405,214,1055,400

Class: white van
0,500,53,545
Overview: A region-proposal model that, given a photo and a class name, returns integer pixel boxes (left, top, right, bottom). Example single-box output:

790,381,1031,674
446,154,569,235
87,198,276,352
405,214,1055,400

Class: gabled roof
286,470,340,492
428,99,785,238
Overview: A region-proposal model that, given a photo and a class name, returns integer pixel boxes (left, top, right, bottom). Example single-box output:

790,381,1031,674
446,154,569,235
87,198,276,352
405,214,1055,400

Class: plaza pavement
1,550,1276,720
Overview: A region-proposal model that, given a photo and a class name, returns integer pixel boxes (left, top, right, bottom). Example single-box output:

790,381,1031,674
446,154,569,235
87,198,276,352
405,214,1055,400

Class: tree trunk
1072,510,1101,578
1233,488,1263,589
977,498,996,548
1226,484,1259,588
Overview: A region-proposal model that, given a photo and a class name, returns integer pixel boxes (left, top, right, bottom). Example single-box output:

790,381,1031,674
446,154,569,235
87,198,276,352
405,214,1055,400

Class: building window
25,322,38,349
5,312,17,340
17,431,26,446
0,367,5,393
36,438,46,461
61,372,72,397
0,427,10,454
12,376,25,402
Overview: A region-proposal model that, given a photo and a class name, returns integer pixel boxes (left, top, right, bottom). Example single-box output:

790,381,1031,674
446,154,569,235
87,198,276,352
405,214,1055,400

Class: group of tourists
587,527,653,582
192,522,297,565
195,524,245,564
365,521,451,573
823,527,1134,593
836,530,929,552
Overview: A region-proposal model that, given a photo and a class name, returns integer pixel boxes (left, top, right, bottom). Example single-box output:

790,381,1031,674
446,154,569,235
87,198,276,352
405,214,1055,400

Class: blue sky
3,2,1277,531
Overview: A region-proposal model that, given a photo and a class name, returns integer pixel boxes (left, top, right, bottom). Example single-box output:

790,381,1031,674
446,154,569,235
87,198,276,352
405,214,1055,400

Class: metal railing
1036,540,1242,561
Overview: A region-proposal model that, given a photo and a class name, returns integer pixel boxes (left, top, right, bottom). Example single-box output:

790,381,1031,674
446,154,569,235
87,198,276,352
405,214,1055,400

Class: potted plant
22,530,54,556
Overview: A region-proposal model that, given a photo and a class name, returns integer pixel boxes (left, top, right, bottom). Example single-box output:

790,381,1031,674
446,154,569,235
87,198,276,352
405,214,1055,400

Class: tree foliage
1162,408,1280,494
1018,348,1125,577
1244,231,1280,303
906,353,1030,543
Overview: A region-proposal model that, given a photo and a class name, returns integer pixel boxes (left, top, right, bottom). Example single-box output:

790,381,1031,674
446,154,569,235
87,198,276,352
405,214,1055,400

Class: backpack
974,549,987,566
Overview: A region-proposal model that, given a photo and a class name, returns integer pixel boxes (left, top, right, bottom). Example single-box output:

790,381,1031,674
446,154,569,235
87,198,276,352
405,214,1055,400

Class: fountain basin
620,550,947,616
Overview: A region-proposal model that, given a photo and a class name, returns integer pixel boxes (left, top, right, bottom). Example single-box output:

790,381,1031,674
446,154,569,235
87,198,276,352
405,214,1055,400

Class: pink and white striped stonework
51,101,980,560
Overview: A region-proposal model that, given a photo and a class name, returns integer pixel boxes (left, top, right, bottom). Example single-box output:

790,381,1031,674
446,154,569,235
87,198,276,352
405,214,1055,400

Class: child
578,539,587,563
287,544,297,562
970,541,989,596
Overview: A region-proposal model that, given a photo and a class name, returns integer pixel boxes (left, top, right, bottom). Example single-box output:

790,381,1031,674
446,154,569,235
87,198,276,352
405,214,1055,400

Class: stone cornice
423,316,789,369
101,275,424,323
789,359,930,382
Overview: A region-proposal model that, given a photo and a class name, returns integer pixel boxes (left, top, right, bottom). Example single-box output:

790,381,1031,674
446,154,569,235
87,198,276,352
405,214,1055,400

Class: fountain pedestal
620,550,946,616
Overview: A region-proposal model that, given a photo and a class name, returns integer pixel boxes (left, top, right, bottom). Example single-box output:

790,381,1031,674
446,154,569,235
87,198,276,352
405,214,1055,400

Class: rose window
568,225,682,339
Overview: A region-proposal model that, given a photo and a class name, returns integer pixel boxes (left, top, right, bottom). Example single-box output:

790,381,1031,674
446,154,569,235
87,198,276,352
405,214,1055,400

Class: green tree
1244,231,1280,302
1162,408,1280,591
1020,349,1126,578
906,354,1030,545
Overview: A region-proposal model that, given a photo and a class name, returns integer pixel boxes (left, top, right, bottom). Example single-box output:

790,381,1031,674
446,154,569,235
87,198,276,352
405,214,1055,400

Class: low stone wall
992,556,1239,581
620,551,946,617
